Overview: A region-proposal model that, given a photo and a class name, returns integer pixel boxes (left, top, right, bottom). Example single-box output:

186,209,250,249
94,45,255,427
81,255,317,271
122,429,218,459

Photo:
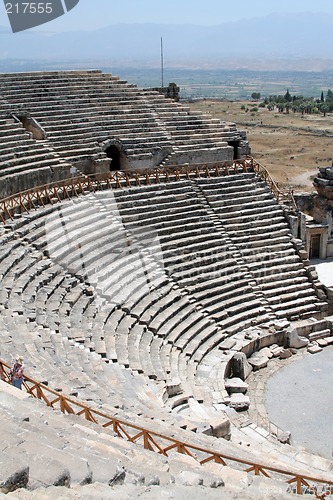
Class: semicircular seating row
0,116,72,197
0,173,326,424
0,69,240,179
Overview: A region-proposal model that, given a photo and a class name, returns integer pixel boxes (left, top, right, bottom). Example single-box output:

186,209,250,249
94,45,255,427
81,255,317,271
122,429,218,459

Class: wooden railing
0,359,332,498
249,157,297,209
0,158,295,223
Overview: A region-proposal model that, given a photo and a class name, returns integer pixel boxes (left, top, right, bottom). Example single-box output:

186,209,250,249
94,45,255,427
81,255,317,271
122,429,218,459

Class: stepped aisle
195,173,327,320
0,169,332,497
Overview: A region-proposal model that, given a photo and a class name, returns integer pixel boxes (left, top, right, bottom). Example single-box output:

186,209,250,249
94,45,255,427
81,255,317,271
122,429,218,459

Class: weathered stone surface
273,320,290,331
209,478,225,488
147,475,160,486
52,469,71,488
208,416,231,440
0,462,29,493
178,470,204,486
286,327,309,349
166,379,183,397
278,431,291,445
229,393,250,412
28,458,71,489
307,344,323,354
219,338,236,350
108,467,126,486
279,349,293,359
299,249,308,260
323,167,333,180
232,352,253,380
244,328,260,341
225,378,248,394
259,347,274,359
248,354,269,370
270,345,285,357
126,471,145,485
86,286,94,297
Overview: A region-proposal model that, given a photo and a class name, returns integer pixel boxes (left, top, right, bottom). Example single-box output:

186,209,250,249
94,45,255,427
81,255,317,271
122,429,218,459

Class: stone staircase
196,174,327,321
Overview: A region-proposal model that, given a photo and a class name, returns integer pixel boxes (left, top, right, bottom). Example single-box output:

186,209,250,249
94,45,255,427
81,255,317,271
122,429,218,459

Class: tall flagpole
161,37,164,88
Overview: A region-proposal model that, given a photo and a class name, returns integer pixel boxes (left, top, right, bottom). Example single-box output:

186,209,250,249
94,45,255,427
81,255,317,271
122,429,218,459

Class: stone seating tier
0,69,247,175
2,381,330,497
0,174,332,496
0,116,73,197
196,175,323,319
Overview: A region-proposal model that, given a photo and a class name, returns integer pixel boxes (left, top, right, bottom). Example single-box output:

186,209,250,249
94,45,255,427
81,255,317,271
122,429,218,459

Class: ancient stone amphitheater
0,70,333,499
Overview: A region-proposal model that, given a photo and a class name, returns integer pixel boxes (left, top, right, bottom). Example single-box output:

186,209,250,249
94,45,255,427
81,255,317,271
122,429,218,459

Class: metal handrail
0,359,332,497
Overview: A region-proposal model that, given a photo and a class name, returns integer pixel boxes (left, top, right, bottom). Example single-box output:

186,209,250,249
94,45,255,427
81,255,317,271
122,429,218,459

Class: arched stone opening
105,145,121,171
102,139,128,171
227,140,241,160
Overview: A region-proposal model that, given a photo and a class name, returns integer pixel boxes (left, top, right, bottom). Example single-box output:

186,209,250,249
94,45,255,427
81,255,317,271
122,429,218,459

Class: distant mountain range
1,12,333,68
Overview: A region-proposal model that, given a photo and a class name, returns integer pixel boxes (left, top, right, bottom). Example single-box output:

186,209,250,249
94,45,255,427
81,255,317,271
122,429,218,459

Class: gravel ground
265,346,333,460
313,257,333,287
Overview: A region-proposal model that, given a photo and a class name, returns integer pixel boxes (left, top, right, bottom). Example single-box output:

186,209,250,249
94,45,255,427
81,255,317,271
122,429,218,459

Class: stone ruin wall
313,167,333,256
149,82,180,102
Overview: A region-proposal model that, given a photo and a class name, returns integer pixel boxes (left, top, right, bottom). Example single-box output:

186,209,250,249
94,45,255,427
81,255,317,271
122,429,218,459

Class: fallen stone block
244,328,260,341
259,347,273,359
165,378,183,397
210,478,225,488
225,377,248,394
208,416,231,440
248,354,269,370
286,327,309,349
229,393,250,412
147,475,160,486
231,352,252,380
271,345,285,357
278,431,291,444
273,319,290,331
279,348,293,359
307,344,323,354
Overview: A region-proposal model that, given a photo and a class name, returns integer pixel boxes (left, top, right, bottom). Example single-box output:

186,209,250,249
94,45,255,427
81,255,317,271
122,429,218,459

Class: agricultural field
189,99,333,192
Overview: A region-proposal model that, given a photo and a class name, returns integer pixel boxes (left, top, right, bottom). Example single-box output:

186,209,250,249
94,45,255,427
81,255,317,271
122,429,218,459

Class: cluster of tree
251,89,333,116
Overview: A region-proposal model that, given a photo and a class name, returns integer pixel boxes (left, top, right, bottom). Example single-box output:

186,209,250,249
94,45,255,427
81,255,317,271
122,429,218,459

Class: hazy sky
1,0,333,32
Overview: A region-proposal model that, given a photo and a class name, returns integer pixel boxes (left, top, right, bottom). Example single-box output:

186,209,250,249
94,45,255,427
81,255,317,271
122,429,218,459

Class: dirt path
190,100,333,192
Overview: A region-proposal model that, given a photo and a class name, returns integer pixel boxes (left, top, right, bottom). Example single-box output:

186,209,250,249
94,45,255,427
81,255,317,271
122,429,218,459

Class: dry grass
189,100,333,192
